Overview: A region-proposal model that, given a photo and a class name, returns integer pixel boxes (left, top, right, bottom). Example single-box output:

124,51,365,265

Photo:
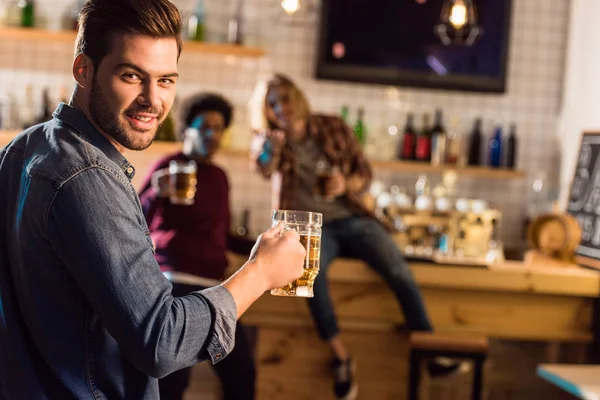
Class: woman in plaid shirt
252,74,464,400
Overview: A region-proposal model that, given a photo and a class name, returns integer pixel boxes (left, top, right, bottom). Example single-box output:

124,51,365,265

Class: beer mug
313,159,338,202
151,168,170,198
270,210,322,298
168,160,197,205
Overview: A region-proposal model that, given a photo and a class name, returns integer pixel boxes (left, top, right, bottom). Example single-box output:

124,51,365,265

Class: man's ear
72,54,94,89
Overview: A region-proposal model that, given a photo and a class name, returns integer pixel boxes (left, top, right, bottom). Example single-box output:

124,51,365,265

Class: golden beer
270,210,323,298
270,234,321,297
168,160,197,205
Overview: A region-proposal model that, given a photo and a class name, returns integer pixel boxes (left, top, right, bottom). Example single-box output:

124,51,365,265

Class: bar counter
228,254,600,344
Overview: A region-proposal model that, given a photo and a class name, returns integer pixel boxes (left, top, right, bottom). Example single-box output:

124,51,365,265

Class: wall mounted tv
315,0,513,93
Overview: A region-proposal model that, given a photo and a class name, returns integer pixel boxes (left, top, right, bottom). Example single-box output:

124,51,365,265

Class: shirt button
126,167,134,174
215,353,222,359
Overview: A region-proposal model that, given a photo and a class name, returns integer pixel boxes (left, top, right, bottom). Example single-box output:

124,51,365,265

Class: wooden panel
374,159,526,179
245,282,594,342
0,27,266,58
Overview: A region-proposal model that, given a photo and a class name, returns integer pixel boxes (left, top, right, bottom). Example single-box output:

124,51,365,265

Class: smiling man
0,1,305,399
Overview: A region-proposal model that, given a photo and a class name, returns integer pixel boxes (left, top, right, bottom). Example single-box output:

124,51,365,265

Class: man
0,2,304,399
139,93,257,400
252,74,463,400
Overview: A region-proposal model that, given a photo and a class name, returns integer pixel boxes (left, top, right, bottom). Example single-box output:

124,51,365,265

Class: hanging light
281,0,301,15
435,0,483,46
275,0,317,26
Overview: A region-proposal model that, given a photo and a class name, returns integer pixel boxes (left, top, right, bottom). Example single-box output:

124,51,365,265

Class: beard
89,78,163,151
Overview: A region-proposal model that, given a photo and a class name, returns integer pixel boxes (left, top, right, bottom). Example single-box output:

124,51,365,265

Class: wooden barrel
527,214,582,261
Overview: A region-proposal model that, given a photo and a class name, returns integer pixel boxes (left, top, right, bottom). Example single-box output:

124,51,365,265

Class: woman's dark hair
180,93,234,133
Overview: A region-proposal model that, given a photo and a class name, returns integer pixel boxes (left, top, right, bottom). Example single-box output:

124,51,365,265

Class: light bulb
281,0,300,15
449,1,467,28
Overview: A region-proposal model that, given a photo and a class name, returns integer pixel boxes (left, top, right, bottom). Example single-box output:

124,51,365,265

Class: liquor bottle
235,209,251,237
506,123,517,169
186,0,206,41
445,116,462,165
340,105,349,124
35,88,52,125
227,0,244,45
430,109,447,166
398,112,416,160
488,125,503,168
467,118,482,166
353,107,366,146
21,85,34,129
415,113,432,162
7,92,19,130
20,0,34,28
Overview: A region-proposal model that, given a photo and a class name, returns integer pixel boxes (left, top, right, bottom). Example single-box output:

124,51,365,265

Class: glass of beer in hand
314,159,338,202
168,160,197,205
270,210,322,298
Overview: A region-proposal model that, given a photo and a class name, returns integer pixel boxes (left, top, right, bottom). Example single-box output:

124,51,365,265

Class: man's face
89,34,179,151
188,111,226,158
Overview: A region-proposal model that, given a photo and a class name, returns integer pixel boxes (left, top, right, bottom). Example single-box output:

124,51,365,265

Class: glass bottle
19,0,34,28
353,107,366,146
186,0,206,41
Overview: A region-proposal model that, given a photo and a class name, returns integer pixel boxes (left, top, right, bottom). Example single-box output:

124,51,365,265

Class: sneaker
332,358,359,400
427,357,471,379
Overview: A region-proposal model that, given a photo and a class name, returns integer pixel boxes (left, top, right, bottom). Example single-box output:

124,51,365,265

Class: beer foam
296,286,312,297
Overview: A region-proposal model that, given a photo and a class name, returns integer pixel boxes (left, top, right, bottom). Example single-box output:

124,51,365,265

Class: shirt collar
52,103,136,181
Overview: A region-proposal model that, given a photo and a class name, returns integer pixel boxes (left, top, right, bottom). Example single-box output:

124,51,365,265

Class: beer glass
168,160,197,205
151,168,170,198
313,159,338,202
270,210,322,298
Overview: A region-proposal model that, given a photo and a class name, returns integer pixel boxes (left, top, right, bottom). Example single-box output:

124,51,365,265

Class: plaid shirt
255,114,383,225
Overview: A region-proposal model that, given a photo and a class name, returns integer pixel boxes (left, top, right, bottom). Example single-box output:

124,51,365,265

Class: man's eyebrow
115,62,178,78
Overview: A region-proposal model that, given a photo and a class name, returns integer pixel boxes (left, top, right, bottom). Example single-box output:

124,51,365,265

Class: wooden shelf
373,159,526,179
1,132,525,179
0,26,266,58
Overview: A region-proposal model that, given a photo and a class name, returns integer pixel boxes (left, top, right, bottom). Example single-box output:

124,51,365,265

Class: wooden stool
408,332,489,400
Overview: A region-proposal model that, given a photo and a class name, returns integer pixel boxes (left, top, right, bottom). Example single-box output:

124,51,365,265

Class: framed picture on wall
566,131,600,270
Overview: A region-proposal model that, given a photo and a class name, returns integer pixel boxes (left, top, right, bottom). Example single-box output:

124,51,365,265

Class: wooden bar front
226,254,600,399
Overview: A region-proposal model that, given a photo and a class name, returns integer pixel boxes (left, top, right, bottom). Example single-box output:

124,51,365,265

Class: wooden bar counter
229,254,600,342
225,254,600,399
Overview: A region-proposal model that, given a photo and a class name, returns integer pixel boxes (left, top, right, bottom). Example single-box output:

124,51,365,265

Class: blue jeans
307,216,433,340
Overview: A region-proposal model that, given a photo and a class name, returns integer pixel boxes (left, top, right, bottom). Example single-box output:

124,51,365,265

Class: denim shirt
0,104,237,399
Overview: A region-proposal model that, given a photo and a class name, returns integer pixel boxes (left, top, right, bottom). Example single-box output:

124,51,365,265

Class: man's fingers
263,222,284,239
281,228,300,242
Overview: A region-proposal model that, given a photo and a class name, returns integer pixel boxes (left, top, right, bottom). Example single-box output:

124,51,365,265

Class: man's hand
248,223,305,290
222,223,305,318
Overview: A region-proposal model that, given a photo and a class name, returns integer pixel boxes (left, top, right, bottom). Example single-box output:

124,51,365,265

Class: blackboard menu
567,132,600,270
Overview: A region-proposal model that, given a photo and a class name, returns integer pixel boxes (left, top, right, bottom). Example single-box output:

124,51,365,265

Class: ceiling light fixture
435,0,483,46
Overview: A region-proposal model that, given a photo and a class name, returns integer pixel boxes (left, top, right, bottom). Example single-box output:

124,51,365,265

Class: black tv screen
315,0,513,93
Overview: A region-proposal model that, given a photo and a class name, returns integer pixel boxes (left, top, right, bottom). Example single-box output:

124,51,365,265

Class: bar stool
408,332,489,400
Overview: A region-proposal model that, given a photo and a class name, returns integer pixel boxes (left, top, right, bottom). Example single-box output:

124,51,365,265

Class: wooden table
537,364,600,399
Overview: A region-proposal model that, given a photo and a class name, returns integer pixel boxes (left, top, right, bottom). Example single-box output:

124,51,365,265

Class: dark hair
76,0,183,69
180,93,234,133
